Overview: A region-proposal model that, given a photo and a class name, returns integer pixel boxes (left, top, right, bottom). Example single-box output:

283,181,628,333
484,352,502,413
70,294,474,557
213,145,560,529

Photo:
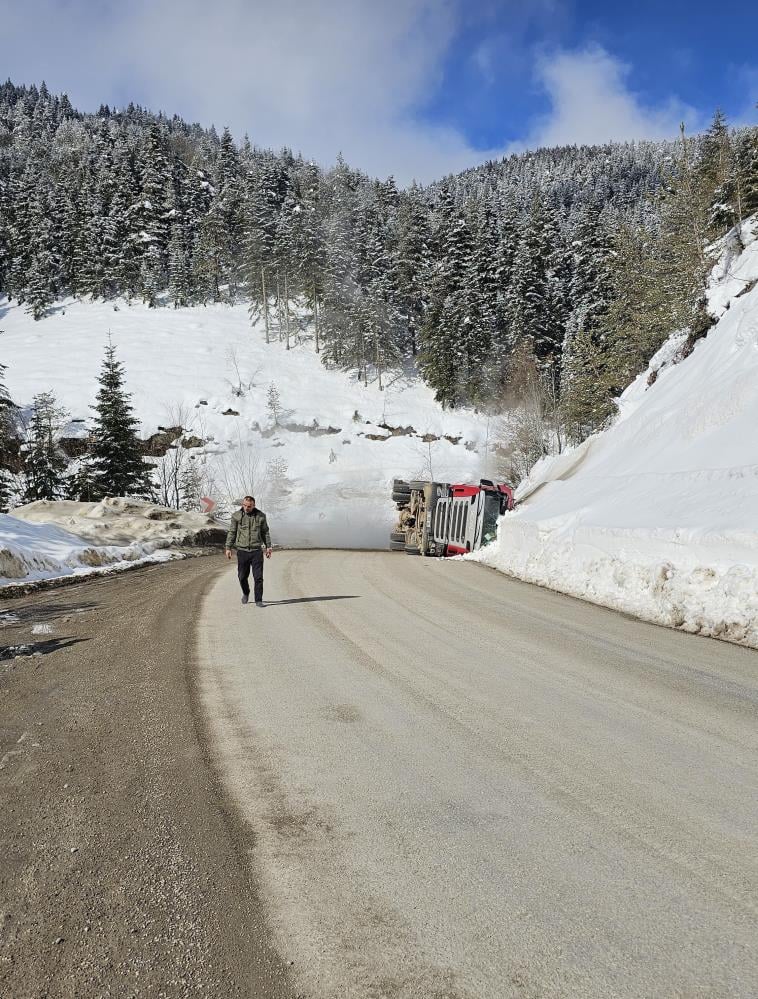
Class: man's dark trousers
237,548,264,602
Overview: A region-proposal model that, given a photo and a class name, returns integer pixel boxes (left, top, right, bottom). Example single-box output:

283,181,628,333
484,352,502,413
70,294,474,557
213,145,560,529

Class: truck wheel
390,531,406,543
389,540,405,551
392,490,410,503
392,479,411,493
409,480,428,491
404,544,421,555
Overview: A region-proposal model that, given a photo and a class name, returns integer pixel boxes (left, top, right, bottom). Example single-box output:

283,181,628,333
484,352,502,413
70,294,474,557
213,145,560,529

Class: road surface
199,549,758,999
0,559,293,999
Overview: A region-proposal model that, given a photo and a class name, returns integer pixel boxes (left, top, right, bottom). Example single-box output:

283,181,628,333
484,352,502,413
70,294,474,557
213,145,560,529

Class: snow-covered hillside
0,299,488,548
474,217,758,649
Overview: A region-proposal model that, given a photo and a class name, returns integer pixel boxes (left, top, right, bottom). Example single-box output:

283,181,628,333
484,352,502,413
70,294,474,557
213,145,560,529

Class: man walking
225,495,273,606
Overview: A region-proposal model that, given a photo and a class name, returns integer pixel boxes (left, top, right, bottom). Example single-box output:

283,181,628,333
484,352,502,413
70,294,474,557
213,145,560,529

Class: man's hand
225,549,233,561
265,548,273,559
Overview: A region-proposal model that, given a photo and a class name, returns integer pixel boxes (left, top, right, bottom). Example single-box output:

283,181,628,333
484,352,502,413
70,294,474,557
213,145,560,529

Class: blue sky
425,1,758,150
0,0,756,183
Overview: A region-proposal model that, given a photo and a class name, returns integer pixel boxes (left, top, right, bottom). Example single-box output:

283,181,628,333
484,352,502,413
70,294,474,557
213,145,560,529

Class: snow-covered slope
473,217,758,649
0,496,220,585
0,299,488,548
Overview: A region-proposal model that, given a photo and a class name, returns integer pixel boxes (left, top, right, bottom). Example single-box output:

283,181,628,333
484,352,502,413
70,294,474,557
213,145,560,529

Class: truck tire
392,490,410,504
390,531,406,543
404,544,421,555
389,540,405,551
409,480,428,491
392,479,411,494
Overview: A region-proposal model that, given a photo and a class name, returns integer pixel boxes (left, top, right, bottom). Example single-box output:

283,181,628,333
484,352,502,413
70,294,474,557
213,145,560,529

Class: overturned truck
390,478,514,557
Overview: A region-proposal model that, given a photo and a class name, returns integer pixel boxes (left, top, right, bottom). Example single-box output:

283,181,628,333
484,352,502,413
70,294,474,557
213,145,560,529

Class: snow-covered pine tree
135,123,172,305
108,138,142,297
25,179,60,319
735,125,758,217
179,455,203,511
167,163,193,306
266,382,281,425
88,339,153,499
419,186,475,406
294,161,326,348
392,184,430,359
0,362,15,512
503,196,551,364
214,127,243,300
559,204,617,440
22,391,69,501
0,169,13,294
320,156,360,370
697,110,736,235
559,326,615,443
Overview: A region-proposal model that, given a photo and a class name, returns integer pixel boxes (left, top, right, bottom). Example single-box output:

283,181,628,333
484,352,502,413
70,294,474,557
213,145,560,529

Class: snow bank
472,217,758,649
0,297,488,548
11,497,221,546
0,497,220,586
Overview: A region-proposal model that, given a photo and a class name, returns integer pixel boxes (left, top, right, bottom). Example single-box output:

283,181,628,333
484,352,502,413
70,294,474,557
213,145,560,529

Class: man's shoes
241,594,249,605
255,600,265,608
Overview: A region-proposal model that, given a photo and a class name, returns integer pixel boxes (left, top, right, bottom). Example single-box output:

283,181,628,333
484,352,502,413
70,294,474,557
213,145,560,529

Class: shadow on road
263,595,360,607
0,636,91,660
0,601,100,625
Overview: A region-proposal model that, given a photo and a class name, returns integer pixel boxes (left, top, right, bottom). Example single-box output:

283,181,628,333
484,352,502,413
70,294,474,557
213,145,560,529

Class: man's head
242,495,255,513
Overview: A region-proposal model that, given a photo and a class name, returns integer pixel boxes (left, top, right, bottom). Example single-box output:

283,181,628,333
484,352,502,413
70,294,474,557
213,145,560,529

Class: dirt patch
0,558,295,998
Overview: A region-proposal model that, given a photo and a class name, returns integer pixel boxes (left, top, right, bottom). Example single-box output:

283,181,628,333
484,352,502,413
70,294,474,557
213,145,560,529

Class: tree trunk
284,274,291,351
262,269,270,344
313,277,320,354
276,275,284,342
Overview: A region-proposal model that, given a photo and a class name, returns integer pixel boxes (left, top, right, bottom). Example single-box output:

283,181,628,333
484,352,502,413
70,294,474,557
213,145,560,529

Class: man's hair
243,495,255,502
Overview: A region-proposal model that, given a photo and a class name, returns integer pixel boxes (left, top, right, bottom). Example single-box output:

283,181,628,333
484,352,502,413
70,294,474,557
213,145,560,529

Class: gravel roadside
0,556,295,999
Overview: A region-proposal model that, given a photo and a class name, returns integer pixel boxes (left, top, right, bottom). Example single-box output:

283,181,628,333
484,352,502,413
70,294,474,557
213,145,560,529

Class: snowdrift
473,217,758,649
0,299,487,549
0,497,221,587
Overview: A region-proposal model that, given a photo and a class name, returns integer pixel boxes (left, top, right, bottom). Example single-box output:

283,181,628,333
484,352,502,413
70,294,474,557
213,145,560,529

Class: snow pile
473,217,758,648
0,298,487,549
10,497,222,546
0,497,221,586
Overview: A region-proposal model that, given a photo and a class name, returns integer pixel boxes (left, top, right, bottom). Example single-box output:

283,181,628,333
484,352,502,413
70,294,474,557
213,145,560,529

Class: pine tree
167,167,193,306
135,123,172,305
560,327,615,442
0,362,16,512
266,382,281,425
179,456,203,511
503,196,551,361
419,186,475,406
393,185,430,358
22,391,69,501
735,125,758,218
88,340,153,499
698,110,737,234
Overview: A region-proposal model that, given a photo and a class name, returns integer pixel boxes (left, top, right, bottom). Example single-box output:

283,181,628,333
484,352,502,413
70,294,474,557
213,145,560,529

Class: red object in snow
199,496,216,514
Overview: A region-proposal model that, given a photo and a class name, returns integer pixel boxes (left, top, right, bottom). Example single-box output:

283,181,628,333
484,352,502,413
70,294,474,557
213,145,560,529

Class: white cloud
730,65,758,128
516,45,701,150
0,0,502,184
0,3,715,182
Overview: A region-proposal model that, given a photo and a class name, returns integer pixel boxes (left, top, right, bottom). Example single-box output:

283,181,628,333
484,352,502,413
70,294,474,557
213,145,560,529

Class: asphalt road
199,549,758,999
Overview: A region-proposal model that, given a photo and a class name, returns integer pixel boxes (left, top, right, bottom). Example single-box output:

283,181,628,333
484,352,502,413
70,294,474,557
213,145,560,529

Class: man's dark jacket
225,508,272,551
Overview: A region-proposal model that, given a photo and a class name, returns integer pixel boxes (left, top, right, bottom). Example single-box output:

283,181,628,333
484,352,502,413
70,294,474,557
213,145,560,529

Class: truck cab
391,479,514,557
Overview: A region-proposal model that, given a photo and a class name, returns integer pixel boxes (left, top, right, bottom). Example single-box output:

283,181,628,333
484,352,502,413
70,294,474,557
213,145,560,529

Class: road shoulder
0,557,294,998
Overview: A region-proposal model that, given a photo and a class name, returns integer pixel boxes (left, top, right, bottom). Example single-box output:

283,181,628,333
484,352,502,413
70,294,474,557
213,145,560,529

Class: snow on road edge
471,218,758,650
